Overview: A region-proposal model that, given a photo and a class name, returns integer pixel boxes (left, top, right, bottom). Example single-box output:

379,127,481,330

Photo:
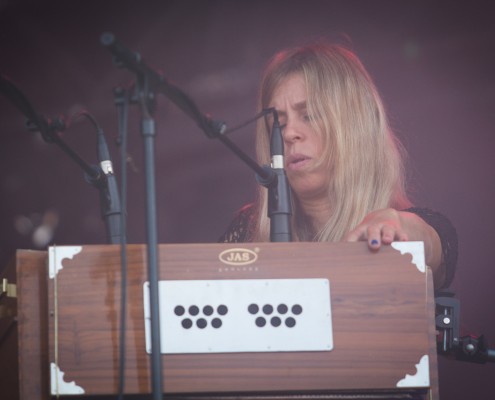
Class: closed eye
302,112,319,123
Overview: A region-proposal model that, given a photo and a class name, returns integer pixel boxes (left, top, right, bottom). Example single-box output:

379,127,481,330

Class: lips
286,153,312,171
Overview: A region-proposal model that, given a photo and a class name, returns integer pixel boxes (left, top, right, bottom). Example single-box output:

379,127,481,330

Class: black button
271,316,282,327
217,305,228,315
248,303,259,314
174,305,185,316
255,317,266,327
262,304,273,315
211,318,222,328
292,304,303,315
196,318,207,329
189,305,199,316
182,319,193,329
203,305,214,316
285,317,296,328
277,304,288,314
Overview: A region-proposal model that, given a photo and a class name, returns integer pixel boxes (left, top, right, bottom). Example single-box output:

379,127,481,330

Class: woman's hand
343,208,409,249
344,208,445,287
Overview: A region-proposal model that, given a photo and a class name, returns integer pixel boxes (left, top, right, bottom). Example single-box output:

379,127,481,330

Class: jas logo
219,248,258,266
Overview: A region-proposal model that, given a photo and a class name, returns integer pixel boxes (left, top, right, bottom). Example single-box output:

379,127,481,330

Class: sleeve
405,207,459,289
218,204,255,243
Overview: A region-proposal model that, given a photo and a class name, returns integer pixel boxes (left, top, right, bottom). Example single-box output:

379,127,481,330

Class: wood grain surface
46,242,434,397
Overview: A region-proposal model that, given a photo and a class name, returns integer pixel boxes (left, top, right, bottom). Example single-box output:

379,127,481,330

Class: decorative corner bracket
396,354,430,388
48,246,82,279
50,362,85,395
391,241,426,273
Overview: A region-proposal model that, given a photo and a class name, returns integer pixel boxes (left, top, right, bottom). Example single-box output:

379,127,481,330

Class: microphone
268,109,292,242
96,127,122,244
97,128,114,175
270,109,285,170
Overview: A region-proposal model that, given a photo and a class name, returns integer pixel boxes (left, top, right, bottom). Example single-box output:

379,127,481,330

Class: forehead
269,73,307,109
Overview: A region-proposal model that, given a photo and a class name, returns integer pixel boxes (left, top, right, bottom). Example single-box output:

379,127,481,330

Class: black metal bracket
435,291,495,363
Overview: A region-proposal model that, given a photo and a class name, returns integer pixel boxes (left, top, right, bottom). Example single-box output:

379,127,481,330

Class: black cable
67,107,129,388
115,86,130,400
213,108,276,182
68,109,101,132
222,108,272,136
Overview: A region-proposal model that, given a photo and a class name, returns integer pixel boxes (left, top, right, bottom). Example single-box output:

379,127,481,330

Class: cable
68,109,101,132
115,86,130,400
222,108,273,136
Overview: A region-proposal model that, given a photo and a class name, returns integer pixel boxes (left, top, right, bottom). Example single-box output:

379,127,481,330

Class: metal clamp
1,278,17,299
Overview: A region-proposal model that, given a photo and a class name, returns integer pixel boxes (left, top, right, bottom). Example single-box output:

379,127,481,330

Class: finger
344,225,366,242
397,230,409,242
381,224,396,244
367,225,382,249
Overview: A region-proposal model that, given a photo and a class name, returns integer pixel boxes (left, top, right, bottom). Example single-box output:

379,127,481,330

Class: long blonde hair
251,43,411,242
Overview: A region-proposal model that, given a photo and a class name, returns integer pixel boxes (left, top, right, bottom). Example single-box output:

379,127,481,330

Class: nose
282,120,304,143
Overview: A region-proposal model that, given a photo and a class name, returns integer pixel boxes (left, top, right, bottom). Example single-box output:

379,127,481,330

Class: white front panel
143,279,333,354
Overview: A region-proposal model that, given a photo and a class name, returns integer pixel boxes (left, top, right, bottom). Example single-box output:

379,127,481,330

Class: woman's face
268,73,329,202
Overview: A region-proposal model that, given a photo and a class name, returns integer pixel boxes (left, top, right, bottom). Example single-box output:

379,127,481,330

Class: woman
220,43,457,290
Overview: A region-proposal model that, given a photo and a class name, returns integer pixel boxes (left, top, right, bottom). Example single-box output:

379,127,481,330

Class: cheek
311,136,324,159
307,126,323,151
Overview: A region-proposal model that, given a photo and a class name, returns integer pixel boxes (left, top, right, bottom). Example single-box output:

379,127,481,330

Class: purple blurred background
1,1,494,398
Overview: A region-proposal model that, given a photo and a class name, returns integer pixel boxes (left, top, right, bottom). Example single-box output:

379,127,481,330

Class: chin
290,178,329,202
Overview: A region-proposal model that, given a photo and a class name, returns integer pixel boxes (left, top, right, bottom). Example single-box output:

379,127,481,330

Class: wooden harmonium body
47,242,437,399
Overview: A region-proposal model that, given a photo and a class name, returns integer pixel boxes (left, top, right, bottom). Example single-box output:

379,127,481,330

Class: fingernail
371,239,379,246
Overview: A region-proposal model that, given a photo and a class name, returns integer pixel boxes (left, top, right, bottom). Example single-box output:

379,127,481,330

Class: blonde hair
252,43,411,242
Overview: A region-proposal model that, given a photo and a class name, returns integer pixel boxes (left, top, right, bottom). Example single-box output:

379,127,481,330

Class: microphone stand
100,34,294,245
101,33,164,399
206,115,294,241
136,73,164,400
0,74,97,177
100,31,293,398
0,74,121,243
257,109,292,242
